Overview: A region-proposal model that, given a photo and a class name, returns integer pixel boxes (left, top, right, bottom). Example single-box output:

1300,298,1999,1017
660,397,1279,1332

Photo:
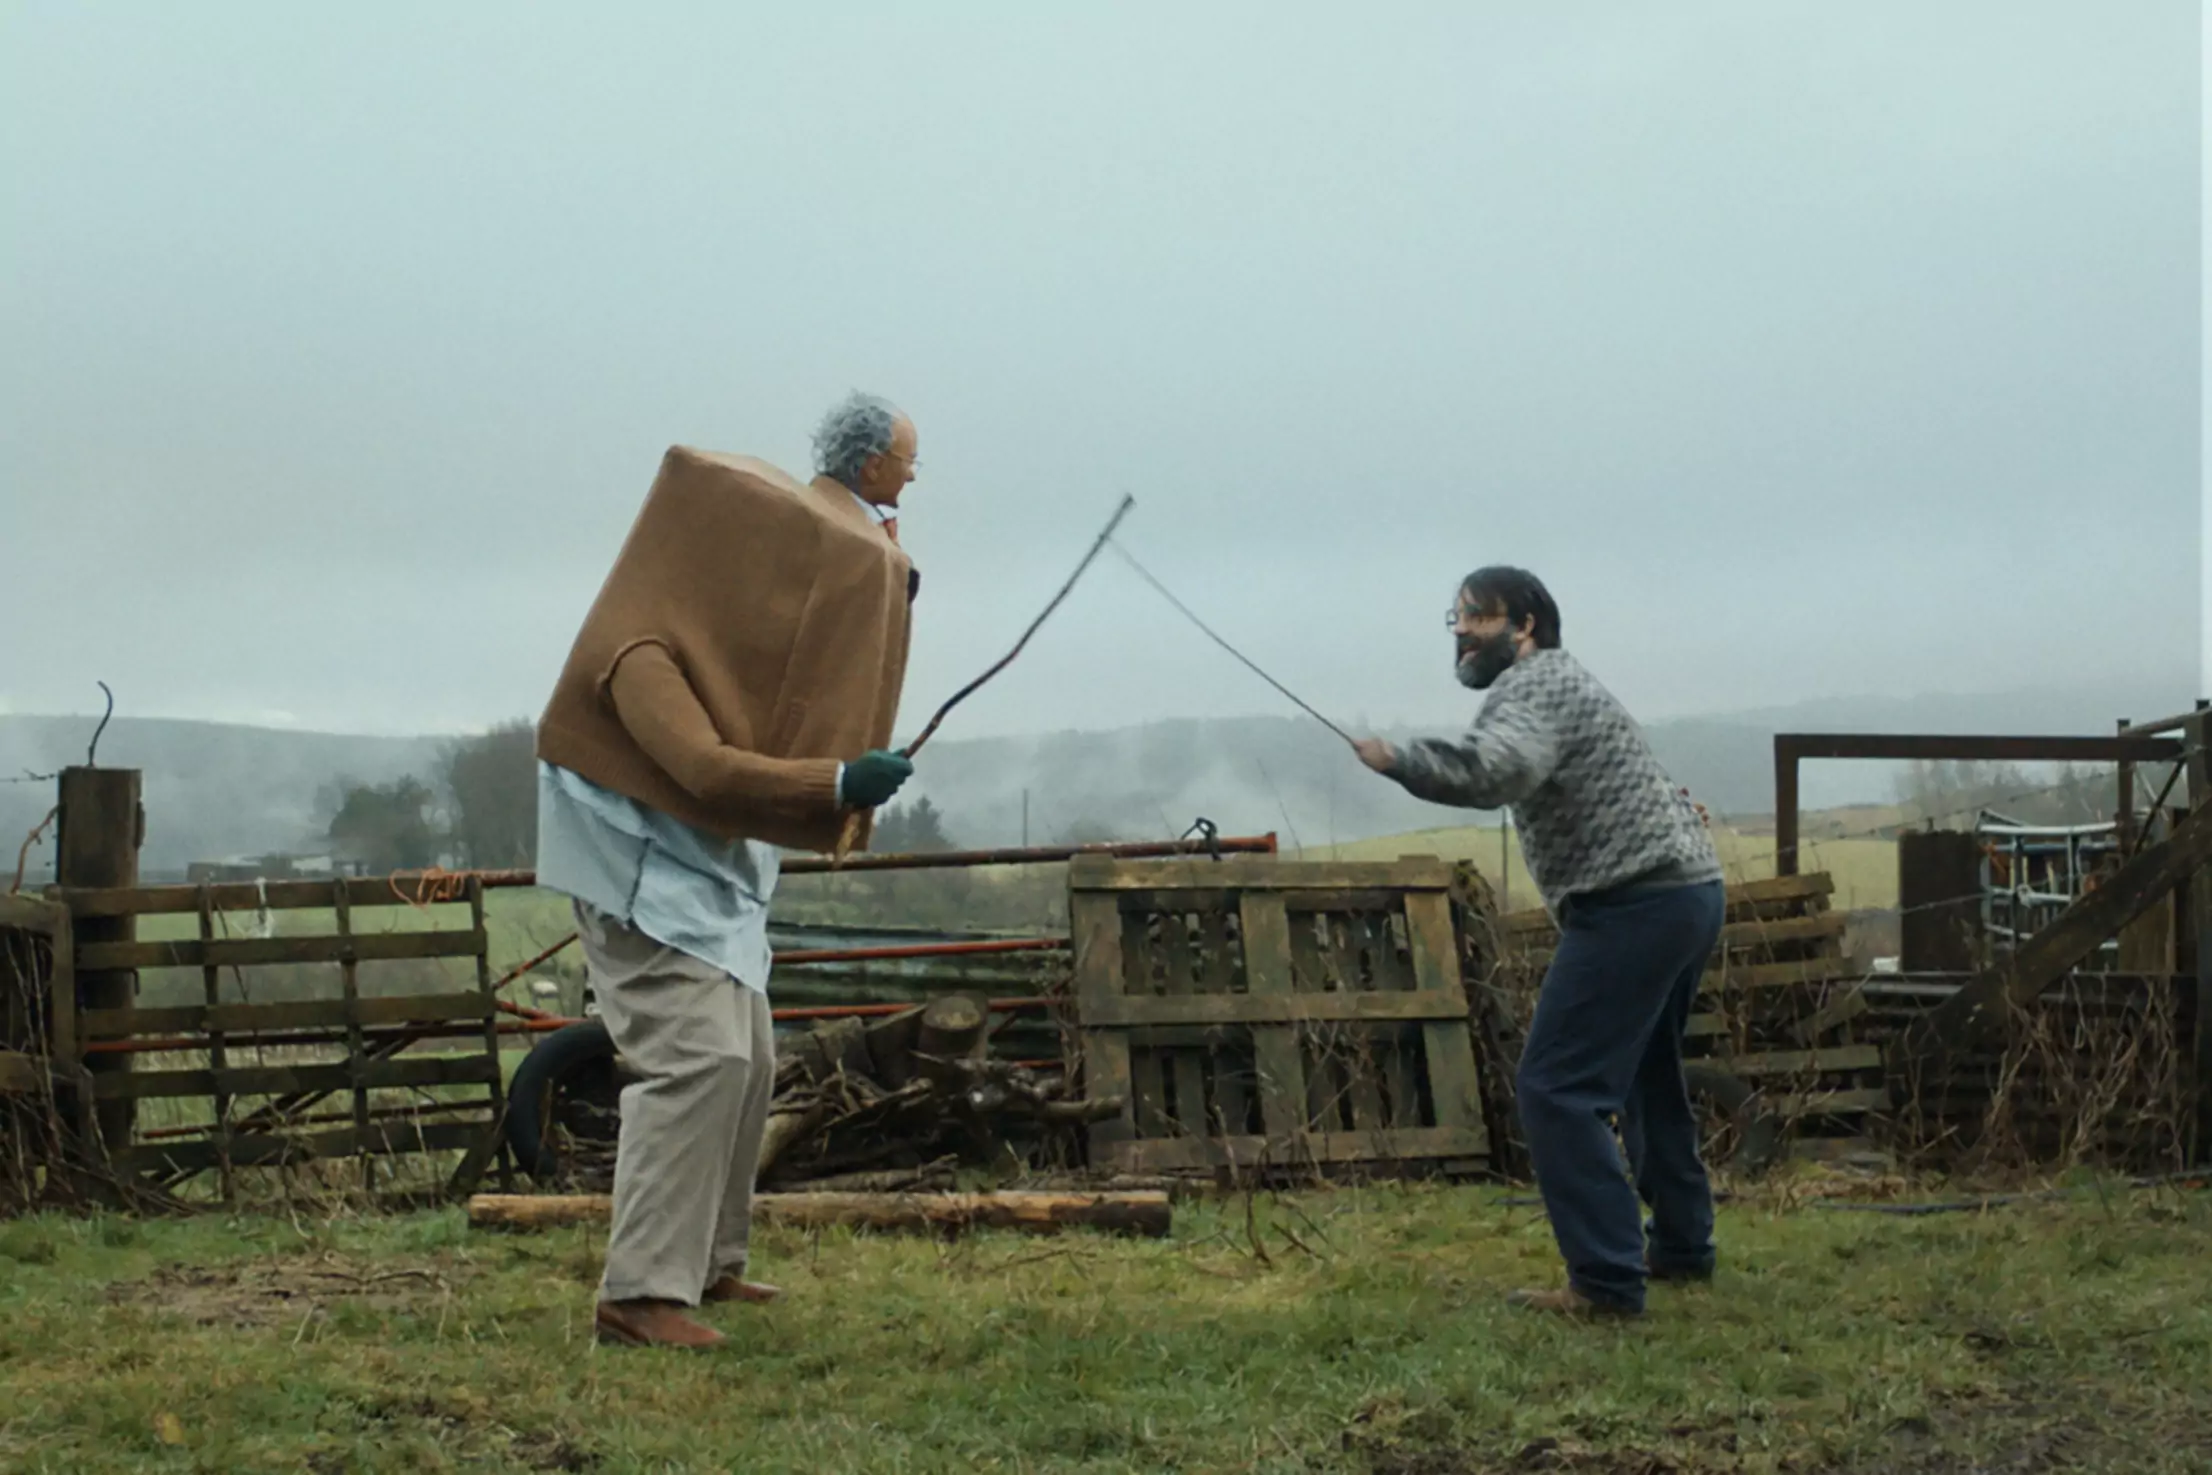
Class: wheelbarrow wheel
505,1018,617,1180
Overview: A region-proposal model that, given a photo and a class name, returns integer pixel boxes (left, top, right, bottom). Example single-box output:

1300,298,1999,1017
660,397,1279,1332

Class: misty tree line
318,720,1125,875
1891,759,2132,832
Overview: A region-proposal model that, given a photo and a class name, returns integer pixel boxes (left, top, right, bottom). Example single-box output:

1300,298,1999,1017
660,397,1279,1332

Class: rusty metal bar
54,833,1281,918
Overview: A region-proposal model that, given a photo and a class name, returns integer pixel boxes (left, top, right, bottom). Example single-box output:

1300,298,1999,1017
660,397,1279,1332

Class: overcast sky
3,3,2202,742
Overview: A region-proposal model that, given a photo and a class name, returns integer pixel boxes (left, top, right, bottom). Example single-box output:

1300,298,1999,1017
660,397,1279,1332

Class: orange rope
387,865,470,910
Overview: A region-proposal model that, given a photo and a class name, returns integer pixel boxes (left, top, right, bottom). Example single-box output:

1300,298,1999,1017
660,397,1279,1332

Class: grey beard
1456,631,1518,690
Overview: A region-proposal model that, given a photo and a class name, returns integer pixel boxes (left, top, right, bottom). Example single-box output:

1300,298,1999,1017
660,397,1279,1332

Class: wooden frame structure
41,873,512,1197
1069,856,1487,1176
1497,872,1881,1157
1,893,76,1100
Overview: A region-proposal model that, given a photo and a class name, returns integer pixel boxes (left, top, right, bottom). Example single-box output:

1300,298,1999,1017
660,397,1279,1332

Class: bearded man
1353,566,1725,1319
534,391,921,1350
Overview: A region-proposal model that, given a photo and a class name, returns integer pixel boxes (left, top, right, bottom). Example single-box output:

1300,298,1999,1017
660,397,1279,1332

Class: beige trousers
573,901,777,1305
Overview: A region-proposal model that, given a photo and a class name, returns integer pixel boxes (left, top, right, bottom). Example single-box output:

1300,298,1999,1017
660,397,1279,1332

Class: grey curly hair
811,391,904,487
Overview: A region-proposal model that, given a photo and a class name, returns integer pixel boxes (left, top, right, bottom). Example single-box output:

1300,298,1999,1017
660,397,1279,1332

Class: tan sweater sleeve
606,640,844,830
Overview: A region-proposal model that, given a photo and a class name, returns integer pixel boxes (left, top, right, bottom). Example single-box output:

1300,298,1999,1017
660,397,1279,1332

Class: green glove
839,749,914,809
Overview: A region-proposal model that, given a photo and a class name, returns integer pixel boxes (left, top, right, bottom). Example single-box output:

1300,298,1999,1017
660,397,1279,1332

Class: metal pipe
775,936,1067,966
53,832,1281,917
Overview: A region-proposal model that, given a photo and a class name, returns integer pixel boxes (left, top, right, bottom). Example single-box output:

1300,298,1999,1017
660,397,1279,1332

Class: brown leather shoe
701,1275,781,1305
594,1299,727,1350
1504,1286,1641,1319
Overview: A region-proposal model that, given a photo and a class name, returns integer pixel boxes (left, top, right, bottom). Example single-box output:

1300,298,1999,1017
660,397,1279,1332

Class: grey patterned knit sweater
1388,648,1722,915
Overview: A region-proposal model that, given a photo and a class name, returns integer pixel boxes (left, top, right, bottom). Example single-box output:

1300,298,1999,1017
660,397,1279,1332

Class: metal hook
87,681,115,766
1180,817,1222,862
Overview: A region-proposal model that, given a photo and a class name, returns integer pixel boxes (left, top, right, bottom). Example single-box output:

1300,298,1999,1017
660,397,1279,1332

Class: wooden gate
1068,856,1487,1176
49,874,512,1198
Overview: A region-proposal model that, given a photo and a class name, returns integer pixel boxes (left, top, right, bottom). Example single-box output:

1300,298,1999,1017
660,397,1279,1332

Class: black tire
506,1018,617,1180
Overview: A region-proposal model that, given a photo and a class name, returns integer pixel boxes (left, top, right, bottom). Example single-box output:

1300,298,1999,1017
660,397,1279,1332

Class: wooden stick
833,494,1136,862
466,1189,1171,1238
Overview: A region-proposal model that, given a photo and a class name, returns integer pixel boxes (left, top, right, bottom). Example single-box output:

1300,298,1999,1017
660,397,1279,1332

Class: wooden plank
469,1189,1173,1239
1117,915,1170,1139
1080,989,1471,1029
1367,911,1423,1127
1156,911,1209,1136
1791,987,1871,1045
1505,910,1847,958
2189,711,2212,1166
1238,892,1311,1140
60,766,143,1158
1892,797,2212,1079
0,893,67,935
79,992,497,1040
1332,914,1391,1131
1685,1013,1729,1038
91,1052,503,1101
113,1117,491,1176
1720,912,1846,953
1765,1088,1891,1115
76,927,488,972
1704,955,1861,992
1071,892,1137,1155
47,910,75,1063
1198,910,1250,1135
1723,1046,1884,1076
196,886,236,1204
1501,872,1837,937
333,880,374,1192
448,875,512,1196
1404,891,1484,1134
1118,1124,1489,1173
0,1051,46,1094
1069,857,1455,892
52,875,481,920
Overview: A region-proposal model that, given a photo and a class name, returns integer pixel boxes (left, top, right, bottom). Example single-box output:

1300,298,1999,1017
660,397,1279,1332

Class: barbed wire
1769,755,2199,855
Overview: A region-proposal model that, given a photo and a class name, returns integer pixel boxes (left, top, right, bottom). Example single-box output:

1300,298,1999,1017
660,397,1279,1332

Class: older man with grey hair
535,390,922,1351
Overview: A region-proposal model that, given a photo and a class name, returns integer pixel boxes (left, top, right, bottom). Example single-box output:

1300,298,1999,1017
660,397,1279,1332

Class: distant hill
0,715,443,879
0,673,2188,879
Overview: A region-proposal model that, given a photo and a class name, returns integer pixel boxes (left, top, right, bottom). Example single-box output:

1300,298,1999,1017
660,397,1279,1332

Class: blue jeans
1514,878,1726,1311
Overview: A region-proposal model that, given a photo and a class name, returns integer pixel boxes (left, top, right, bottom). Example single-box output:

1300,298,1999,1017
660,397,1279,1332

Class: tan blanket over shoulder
536,446,914,853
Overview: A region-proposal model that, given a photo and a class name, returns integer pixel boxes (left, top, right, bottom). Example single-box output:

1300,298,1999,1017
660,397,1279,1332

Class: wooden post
2187,706,2212,1165
1774,739,1800,877
2115,717,2135,851
56,767,142,1159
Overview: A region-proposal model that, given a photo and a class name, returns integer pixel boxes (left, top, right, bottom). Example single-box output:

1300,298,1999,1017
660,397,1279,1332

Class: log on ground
466,1189,1172,1238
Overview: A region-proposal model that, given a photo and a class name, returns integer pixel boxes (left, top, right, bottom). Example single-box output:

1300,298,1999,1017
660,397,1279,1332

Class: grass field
1297,826,1900,914
1,1176,2206,1473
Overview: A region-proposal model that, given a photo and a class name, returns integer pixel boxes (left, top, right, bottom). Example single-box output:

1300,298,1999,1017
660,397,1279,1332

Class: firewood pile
526,994,1122,1195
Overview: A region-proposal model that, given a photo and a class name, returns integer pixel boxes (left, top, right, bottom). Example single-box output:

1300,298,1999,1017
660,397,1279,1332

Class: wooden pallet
1069,856,1487,1177
1,894,75,1099
41,876,512,1198
1496,872,1881,1156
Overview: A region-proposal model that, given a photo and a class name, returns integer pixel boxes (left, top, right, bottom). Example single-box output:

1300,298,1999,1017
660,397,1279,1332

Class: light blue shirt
535,761,786,993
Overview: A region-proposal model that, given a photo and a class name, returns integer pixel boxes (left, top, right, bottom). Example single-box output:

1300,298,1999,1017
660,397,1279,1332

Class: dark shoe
594,1299,727,1350
701,1275,781,1305
1504,1285,1641,1319
1646,1260,1714,1284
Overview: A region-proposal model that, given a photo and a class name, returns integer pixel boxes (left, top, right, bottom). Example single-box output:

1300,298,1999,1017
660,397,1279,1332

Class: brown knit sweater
535,446,914,853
